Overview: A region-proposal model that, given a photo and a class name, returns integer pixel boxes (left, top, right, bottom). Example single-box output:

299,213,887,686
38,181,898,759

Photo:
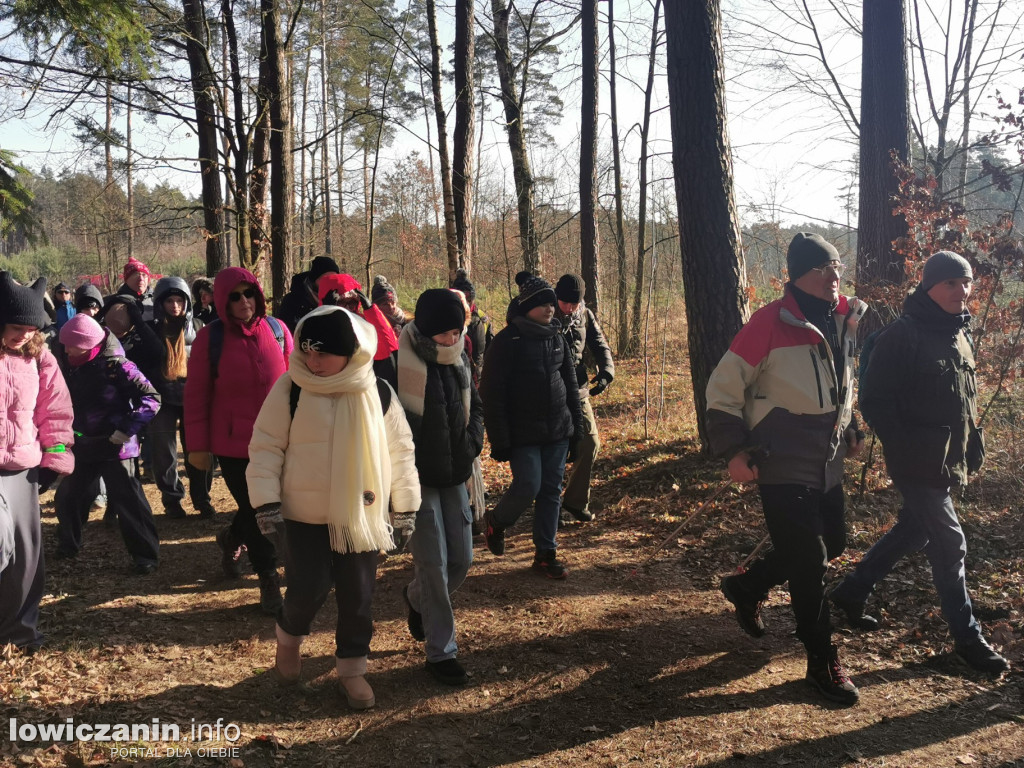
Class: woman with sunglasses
184,267,294,613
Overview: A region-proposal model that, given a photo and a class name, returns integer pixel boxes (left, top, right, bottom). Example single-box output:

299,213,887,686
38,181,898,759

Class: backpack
288,377,392,419
207,316,286,380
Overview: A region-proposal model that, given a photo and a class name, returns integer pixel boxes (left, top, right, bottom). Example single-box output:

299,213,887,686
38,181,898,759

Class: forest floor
2,341,1023,768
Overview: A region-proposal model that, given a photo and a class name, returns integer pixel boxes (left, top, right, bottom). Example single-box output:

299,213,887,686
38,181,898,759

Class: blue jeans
490,440,569,552
832,480,981,644
407,485,473,662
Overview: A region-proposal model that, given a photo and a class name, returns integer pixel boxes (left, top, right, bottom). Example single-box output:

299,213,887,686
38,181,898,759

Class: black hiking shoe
217,527,245,578
403,586,425,641
830,591,880,631
954,637,1010,674
164,500,188,519
806,645,859,706
194,501,217,519
426,658,469,686
720,574,766,638
484,511,505,556
532,549,567,579
562,504,594,523
259,571,283,615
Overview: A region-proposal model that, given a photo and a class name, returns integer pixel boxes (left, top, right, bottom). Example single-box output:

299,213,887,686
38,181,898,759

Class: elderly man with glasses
705,233,868,706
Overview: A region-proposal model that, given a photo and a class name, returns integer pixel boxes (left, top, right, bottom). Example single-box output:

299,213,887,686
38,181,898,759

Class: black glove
567,439,579,464
355,289,372,311
589,371,613,397
36,467,59,493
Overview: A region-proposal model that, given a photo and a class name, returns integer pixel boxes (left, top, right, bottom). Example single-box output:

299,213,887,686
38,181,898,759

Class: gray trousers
149,402,212,509
562,397,600,511
0,469,44,649
407,485,473,662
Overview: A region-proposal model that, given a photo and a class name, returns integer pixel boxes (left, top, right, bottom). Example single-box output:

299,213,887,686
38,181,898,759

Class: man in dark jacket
116,258,155,323
277,256,340,332
554,274,614,523
830,251,1009,674
452,269,492,384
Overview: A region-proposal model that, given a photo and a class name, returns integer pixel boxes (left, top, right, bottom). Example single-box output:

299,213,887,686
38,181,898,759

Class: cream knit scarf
288,311,393,554
396,322,471,428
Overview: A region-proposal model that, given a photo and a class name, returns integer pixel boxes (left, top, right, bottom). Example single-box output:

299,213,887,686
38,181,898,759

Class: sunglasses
228,287,257,303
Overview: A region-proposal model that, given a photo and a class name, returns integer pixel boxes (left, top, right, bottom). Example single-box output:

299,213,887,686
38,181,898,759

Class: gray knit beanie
920,251,973,291
787,233,840,280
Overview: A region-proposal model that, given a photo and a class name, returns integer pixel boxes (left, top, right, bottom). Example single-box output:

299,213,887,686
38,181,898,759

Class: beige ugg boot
336,656,375,709
274,624,304,684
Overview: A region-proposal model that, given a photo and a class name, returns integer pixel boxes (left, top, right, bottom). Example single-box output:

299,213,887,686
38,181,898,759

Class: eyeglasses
228,287,257,303
810,262,846,278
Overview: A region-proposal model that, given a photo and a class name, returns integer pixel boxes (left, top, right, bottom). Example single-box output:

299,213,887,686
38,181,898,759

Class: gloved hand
36,467,60,493
355,289,372,311
109,430,132,445
567,439,579,464
392,510,417,538
188,451,213,472
589,371,613,397
255,502,284,536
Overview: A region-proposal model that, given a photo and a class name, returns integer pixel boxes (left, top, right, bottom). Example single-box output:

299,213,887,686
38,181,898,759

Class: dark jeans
737,483,846,655
832,480,981,644
149,402,212,509
55,458,160,566
278,520,379,659
490,440,569,552
217,455,276,576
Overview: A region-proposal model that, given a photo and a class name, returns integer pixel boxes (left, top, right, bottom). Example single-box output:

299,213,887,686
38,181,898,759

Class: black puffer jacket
277,272,318,332
480,315,584,459
556,304,614,396
407,359,484,487
861,287,979,488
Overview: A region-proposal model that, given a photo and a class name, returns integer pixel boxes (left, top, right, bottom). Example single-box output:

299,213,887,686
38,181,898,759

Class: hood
74,283,104,310
290,306,377,390
152,276,194,321
317,273,363,305
289,271,310,293
213,267,267,327
191,277,214,305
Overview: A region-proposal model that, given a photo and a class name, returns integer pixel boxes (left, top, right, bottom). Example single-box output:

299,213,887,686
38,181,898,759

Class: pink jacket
184,267,293,459
0,347,75,474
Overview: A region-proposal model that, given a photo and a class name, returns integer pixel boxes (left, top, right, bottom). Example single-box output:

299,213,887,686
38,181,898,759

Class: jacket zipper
809,350,824,408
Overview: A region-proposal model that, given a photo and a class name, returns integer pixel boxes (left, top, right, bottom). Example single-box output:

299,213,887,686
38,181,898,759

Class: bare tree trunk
418,64,442,242
580,0,600,316
183,0,226,276
857,0,909,288
320,0,332,257
629,0,661,357
126,87,134,260
426,0,460,280
221,16,233,265
263,0,291,307
250,18,271,269
298,47,310,266
664,0,749,451
222,0,253,267
607,0,629,353
452,0,475,274
491,0,539,273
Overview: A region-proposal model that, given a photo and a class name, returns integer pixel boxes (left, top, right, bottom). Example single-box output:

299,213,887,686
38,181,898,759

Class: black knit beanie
516,274,557,313
555,273,584,303
787,233,840,280
451,268,476,303
298,309,356,357
0,272,50,328
920,251,973,291
371,275,396,303
309,256,340,283
415,288,467,338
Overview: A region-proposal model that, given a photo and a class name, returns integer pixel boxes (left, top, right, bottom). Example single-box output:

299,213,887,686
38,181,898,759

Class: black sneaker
133,561,157,575
194,501,217,519
806,645,859,706
403,586,425,641
164,501,188,519
259,571,283,615
720,574,766,638
562,504,594,523
532,549,567,579
830,590,880,631
954,637,1010,674
426,658,469,686
217,527,245,578
484,511,505,556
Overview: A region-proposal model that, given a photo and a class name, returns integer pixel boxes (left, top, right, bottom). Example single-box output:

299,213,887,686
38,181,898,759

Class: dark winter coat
116,282,155,323
479,315,584,459
556,304,614,398
277,272,318,332
99,294,163,387
62,330,160,461
860,287,980,488
466,308,492,384
148,276,204,407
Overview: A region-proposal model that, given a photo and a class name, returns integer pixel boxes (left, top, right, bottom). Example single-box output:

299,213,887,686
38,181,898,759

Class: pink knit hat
59,314,106,350
123,257,152,281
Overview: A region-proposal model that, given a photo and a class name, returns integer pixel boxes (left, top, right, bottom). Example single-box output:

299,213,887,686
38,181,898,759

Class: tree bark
426,0,460,281
222,0,253,267
857,0,909,288
263,0,291,307
607,0,629,353
580,0,600,317
452,0,475,276
183,0,227,276
664,0,749,451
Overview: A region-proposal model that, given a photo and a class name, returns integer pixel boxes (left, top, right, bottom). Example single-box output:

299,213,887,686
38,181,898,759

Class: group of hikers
0,233,1009,711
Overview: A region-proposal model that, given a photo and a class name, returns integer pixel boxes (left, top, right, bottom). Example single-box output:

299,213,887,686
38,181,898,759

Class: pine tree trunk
426,0,460,281
452,0,475,275
607,0,629,353
580,0,600,316
664,0,749,451
263,0,291,307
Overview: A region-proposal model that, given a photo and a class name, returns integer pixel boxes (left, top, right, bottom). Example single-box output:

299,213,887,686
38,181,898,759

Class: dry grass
2,317,1023,768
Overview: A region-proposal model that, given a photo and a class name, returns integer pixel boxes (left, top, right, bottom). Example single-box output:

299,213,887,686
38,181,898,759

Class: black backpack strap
289,380,301,419
376,378,391,415
207,319,224,380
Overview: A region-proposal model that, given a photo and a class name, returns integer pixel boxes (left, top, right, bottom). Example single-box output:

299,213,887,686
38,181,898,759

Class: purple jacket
62,331,160,461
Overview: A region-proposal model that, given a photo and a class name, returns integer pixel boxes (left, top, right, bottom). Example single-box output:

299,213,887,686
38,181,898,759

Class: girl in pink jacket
184,267,293,614
0,273,74,651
